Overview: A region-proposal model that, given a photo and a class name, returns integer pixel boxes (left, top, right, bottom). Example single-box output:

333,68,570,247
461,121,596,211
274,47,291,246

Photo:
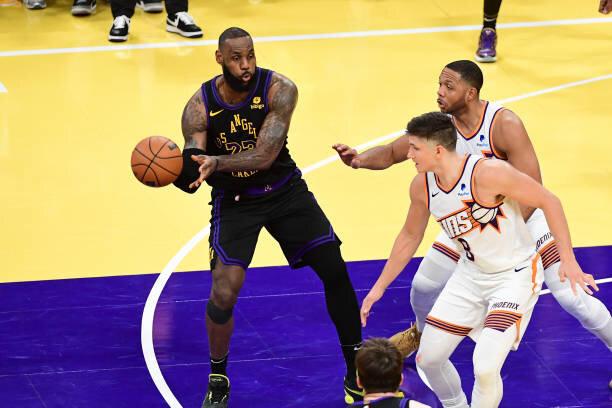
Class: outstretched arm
360,174,430,326
475,160,598,295
189,73,297,188
332,134,411,170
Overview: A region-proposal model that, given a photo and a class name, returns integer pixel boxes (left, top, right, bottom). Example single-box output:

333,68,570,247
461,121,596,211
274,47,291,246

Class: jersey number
224,140,256,155
457,238,475,261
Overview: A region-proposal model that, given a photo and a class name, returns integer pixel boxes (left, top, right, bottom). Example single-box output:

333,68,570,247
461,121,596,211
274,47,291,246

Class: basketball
131,136,183,187
471,203,498,224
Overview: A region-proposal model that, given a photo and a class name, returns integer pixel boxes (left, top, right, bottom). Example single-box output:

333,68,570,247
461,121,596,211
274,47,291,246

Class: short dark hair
445,60,483,92
218,27,251,49
355,338,403,393
406,112,456,151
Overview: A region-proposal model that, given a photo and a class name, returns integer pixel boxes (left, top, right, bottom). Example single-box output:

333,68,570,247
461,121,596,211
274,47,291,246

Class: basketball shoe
202,374,229,407
389,322,421,359
108,15,130,42
24,0,46,9
344,376,364,404
166,11,203,38
475,28,497,63
71,0,95,16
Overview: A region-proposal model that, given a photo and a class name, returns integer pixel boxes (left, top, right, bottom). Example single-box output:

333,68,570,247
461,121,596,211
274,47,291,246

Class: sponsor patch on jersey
250,96,264,110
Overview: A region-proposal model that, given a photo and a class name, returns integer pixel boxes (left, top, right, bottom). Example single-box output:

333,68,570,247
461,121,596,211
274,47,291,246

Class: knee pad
207,299,234,325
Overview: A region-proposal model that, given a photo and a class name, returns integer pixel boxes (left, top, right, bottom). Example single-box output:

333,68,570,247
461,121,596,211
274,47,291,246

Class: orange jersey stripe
489,108,508,160
432,242,460,262
453,101,489,140
426,316,472,336
531,253,541,292
485,310,522,332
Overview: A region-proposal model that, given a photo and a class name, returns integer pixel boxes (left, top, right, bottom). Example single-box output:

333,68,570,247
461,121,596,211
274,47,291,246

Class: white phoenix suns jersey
425,154,534,273
454,101,506,159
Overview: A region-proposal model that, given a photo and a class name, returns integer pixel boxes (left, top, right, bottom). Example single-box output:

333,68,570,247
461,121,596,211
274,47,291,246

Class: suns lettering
439,210,474,239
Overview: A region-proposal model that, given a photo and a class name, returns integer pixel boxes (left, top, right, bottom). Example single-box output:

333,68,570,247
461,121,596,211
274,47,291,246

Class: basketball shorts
426,253,544,350
526,209,560,270
207,174,341,270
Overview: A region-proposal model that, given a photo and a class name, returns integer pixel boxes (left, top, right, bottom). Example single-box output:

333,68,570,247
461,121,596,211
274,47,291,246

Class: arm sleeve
172,148,206,193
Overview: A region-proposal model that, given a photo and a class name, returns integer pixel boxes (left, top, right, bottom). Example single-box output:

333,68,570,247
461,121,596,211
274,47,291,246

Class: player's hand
558,259,599,296
332,143,361,169
599,0,612,14
189,155,219,189
360,286,385,327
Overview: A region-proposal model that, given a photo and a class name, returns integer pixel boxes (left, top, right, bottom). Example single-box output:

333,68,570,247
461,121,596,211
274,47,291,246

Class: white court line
1,17,612,58
141,73,612,407
141,227,210,408
0,83,6,93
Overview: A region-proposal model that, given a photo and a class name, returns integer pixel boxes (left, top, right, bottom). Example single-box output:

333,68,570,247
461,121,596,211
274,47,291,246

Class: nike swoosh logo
210,109,224,117
432,192,439,197
514,266,527,272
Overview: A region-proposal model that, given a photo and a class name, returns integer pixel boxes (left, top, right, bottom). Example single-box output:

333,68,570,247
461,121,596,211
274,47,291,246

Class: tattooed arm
181,89,208,150
189,72,298,188
172,89,208,193
219,72,297,171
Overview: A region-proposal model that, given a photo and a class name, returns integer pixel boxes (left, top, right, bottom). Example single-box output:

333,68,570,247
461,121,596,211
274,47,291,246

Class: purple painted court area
1,246,611,407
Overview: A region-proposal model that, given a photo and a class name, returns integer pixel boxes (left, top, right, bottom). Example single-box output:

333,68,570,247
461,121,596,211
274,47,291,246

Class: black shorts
208,175,341,270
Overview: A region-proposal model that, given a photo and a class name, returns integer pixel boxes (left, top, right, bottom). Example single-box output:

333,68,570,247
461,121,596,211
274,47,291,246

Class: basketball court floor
1,0,611,406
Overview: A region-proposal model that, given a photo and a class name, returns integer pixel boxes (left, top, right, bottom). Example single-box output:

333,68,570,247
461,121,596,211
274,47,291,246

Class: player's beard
222,64,256,93
441,100,463,115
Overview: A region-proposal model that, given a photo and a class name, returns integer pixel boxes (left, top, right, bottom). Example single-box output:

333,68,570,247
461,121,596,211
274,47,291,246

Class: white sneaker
108,15,131,42
24,0,46,9
166,11,203,38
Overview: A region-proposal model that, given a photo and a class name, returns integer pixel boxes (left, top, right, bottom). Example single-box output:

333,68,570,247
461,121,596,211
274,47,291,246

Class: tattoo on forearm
181,91,207,149
216,74,298,172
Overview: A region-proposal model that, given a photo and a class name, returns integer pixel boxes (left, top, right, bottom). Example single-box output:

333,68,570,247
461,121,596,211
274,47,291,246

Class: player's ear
215,49,223,64
467,86,478,102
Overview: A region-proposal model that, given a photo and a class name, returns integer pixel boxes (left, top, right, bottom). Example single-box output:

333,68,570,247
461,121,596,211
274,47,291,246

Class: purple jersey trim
289,225,336,267
488,107,506,160
201,82,210,129
263,70,273,114
456,101,489,140
210,67,262,111
424,173,430,210
241,168,300,197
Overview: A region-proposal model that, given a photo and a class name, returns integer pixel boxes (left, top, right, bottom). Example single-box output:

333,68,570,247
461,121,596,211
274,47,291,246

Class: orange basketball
131,136,183,187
